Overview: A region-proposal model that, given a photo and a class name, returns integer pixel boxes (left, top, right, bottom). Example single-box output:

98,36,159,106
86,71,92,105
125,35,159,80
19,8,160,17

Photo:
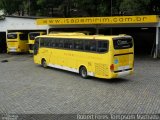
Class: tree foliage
0,0,160,17
119,0,151,15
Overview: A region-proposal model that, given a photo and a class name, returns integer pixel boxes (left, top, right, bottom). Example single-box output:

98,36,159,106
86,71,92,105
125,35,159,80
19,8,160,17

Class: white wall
0,17,48,32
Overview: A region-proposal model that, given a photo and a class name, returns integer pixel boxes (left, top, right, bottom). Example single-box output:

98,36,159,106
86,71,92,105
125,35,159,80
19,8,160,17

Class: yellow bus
7,32,29,53
28,32,46,53
33,33,134,79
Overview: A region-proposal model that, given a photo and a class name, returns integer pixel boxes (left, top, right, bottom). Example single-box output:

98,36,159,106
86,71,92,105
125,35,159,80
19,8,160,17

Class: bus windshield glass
7,34,17,39
29,33,40,40
113,37,133,49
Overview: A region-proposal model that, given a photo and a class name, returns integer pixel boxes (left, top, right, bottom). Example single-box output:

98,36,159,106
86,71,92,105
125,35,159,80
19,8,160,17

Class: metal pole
95,25,99,35
111,0,112,16
154,27,159,58
28,0,30,16
110,0,113,35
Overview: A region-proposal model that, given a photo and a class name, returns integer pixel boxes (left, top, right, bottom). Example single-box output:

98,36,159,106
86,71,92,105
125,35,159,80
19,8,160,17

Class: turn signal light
110,64,114,71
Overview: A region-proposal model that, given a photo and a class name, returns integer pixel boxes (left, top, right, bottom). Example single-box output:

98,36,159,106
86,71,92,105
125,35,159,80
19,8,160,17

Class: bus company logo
117,40,128,45
37,15,158,25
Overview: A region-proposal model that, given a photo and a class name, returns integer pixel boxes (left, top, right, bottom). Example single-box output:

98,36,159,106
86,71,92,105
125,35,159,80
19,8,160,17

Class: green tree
36,0,64,17
119,0,151,15
148,0,160,15
0,0,16,15
1,0,160,17
72,0,111,17
0,0,30,16
111,0,122,15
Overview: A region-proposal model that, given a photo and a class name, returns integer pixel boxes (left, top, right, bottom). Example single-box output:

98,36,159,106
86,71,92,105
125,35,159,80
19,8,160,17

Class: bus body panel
34,47,111,79
114,49,133,67
7,32,29,53
110,37,134,78
28,32,46,53
19,39,29,52
7,39,18,52
47,49,111,78
33,33,134,79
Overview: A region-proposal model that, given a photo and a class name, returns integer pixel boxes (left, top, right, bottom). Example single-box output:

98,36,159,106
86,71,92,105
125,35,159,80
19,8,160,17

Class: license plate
9,48,16,52
118,65,130,70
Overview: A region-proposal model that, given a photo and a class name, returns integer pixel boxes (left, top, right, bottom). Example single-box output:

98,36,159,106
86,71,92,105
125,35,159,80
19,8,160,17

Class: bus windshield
7,34,17,39
29,33,40,40
113,37,133,49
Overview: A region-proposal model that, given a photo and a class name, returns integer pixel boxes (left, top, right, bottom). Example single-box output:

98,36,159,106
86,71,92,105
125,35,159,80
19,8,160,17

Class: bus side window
54,39,59,48
84,40,96,52
58,39,64,48
64,39,73,49
43,38,52,47
84,40,90,51
19,34,28,40
40,38,44,47
51,38,56,47
48,38,52,47
74,40,83,50
90,40,96,52
43,38,49,47
97,41,108,53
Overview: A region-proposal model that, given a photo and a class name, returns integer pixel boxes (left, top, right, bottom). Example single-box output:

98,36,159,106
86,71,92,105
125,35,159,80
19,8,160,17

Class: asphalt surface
0,54,160,114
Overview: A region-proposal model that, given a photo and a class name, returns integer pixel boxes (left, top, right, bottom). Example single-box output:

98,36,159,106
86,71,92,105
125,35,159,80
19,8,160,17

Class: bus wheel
41,59,47,68
79,66,88,79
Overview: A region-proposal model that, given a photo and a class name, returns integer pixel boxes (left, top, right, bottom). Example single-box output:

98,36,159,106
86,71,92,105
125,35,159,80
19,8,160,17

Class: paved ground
0,53,160,114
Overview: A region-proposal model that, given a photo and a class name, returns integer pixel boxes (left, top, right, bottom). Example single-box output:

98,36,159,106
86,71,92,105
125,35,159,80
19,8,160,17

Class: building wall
0,17,48,32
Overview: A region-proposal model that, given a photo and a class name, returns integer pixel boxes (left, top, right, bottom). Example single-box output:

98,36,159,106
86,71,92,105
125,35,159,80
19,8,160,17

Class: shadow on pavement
37,65,131,84
91,77,130,84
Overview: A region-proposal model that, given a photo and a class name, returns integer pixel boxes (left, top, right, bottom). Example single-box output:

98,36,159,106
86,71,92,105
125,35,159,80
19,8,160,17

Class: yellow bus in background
7,32,29,53
33,33,134,79
28,32,46,53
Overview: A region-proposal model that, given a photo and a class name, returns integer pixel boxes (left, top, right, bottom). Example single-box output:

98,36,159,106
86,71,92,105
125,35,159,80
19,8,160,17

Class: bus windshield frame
7,34,17,39
113,37,133,50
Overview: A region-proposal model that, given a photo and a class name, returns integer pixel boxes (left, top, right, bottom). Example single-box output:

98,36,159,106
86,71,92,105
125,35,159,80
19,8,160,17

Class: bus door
112,37,134,74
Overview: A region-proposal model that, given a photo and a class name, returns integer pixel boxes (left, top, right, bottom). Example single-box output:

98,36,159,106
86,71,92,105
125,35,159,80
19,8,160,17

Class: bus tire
41,59,47,68
79,66,88,79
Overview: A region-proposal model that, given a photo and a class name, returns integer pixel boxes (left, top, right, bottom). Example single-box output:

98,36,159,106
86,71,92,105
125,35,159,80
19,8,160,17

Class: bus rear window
7,34,17,39
97,41,108,52
113,38,133,49
29,33,40,40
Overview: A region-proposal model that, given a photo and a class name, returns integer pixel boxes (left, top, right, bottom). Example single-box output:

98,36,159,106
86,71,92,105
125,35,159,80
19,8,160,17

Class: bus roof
29,31,45,34
37,33,132,41
7,32,24,34
48,32,86,36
